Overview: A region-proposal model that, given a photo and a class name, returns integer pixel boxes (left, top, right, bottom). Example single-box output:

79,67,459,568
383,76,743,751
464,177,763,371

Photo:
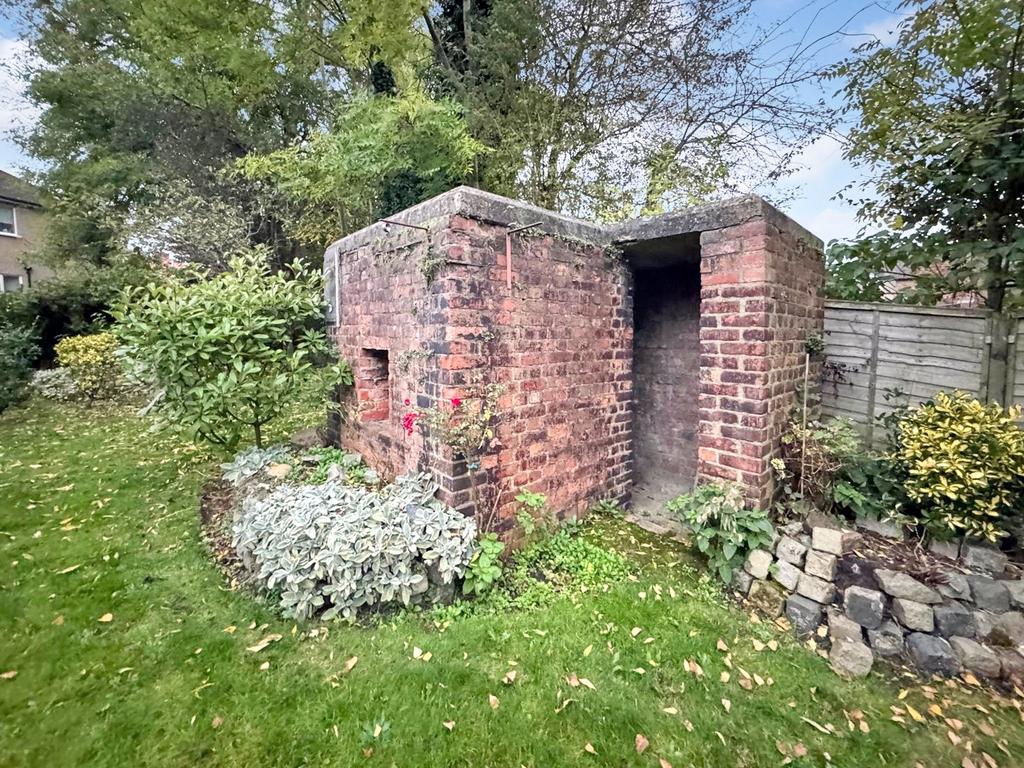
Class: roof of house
0,170,43,208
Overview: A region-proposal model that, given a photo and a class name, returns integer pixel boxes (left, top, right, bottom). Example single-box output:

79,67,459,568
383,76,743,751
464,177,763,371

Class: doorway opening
629,234,701,517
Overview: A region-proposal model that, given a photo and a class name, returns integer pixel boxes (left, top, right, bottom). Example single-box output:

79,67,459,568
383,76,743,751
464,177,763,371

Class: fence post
985,313,1012,405
864,308,881,446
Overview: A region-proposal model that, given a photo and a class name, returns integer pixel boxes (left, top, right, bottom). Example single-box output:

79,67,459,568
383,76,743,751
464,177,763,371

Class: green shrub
0,318,39,413
462,533,505,595
1,255,155,361
514,489,557,544
667,483,775,584
778,416,862,510
114,250,352,450
892,391,1024,542
832,454,906,521
54,332,122,403
233,473,476,619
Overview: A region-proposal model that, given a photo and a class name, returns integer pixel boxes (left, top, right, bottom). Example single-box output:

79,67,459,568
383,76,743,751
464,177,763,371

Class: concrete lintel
611,194,823,250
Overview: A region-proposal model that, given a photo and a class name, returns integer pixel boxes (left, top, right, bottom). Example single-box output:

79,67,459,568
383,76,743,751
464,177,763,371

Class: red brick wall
696,216,825,508
429,216,633,528
329,202,822,529
328,233,450,480
632,261,701,500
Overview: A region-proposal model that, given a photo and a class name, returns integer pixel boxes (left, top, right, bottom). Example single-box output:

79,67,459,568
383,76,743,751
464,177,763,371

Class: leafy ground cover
2,399,1022,767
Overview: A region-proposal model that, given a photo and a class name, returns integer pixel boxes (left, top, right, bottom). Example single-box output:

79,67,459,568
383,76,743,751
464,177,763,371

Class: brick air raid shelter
324,186,824,532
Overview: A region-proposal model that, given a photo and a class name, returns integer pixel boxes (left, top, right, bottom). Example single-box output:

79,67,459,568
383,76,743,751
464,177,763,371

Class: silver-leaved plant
232,473,477,620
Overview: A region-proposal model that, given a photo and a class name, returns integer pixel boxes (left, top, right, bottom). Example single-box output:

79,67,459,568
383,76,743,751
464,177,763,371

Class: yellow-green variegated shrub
893,391,1024,543
54,332,121,403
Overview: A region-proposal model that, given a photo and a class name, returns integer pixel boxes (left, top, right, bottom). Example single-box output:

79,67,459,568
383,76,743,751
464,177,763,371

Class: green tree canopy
831,0,1024,312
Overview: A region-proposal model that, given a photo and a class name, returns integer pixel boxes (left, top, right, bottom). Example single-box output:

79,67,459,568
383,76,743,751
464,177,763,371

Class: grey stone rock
928,539,960,560
856,516,903,540
806,510,842,531
949,637,1002,679
990,611,1024,647
732,568,753,595
995,648,1024,683
811,526,860,555
828,607,864,643
1004,579,1024,609
830,639,874,678
797,572,836,604
933,602,975,638
805,550,838,581
289,426,327,450
744,549,773,580
775,535,807,567
892,598,935,632
938,572,971,601
961,544,1009,576
844,586,886,629
906,633,961,677
966,575,1010,613
973,610,996,642
873,569,941,604
748,579,786,618
868,620,905,657
773,559,801,591
781,521,804,538
786,594,823,637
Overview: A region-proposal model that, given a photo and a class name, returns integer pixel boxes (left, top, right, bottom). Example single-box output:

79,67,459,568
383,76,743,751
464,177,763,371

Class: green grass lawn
2,398,1022,767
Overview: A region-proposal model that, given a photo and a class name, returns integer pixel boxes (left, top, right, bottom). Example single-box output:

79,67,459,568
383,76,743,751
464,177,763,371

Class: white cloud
786,134,845,185
804,205,863,243
0,37,40,134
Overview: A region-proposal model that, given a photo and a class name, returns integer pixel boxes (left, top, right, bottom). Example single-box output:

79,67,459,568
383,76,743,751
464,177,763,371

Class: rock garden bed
736,519,1024,688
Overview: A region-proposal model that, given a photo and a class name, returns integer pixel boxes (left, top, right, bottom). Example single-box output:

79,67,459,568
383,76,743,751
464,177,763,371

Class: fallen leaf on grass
583,742,597,755
259,662,270,671
659,758,673,768
58,564,81,574
488,694,500,710
722,698,731,713
52,615,64,626
1,670,17,680
801,717,831,734
442,721,455,731
503,670,517,685
716,639,729,652
211,715,223,729
97,613,113,623
662,707,678,715
246,633,282,653
631,627,643,638
343,656,358,673
583,644,593,657
635,734,649,754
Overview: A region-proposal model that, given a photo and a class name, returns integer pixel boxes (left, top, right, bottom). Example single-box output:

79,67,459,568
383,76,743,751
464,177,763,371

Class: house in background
0,170,51,293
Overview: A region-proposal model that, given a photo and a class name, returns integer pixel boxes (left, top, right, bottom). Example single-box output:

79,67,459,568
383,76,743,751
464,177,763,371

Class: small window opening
357,348,390,421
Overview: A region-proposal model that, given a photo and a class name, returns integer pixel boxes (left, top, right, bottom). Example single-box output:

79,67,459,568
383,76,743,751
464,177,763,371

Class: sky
0,1,905,243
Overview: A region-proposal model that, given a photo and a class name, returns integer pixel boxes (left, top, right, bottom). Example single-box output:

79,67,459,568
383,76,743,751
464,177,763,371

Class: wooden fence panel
821,301,1013,445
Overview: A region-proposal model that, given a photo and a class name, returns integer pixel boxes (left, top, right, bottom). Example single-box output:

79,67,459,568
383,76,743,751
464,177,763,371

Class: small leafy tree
831,0,1024,311
114,250,351,450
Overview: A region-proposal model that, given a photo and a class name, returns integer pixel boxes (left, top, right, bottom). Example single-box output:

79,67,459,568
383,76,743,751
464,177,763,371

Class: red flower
401,411,421,436
451,398,462,408
403,398,410,406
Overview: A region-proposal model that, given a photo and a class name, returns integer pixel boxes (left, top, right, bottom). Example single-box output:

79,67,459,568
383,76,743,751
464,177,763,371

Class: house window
0,205,15,236
1,274,23,293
